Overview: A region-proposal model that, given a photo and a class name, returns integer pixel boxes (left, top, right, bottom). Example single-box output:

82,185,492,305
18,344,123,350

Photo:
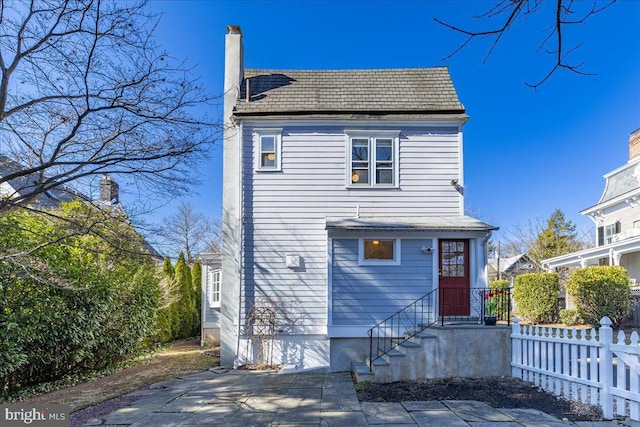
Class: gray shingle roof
234,67,464,116
0,154,83,209
598,161,640,204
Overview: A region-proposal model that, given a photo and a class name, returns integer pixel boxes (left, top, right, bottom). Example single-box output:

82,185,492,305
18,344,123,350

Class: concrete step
414,331,437,339
399,340,421,348
351,361,373,382
385,348,405,357
365,355,390,367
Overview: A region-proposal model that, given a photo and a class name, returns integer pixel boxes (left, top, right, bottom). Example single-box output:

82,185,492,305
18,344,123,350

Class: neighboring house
198,252,222,346
488,253,540,282
0,156,162,259
0,154,86,208
220,26,497,371
543,129,640,284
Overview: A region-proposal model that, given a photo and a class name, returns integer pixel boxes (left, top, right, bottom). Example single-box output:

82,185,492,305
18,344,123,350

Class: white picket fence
511,316,640,420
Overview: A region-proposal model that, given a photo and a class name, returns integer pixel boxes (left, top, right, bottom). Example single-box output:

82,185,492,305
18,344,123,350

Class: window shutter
615,221,621,234
598,226,604,246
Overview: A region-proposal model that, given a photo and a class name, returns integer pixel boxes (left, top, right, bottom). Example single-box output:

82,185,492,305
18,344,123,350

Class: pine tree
191,262,203,336
162,257,175,279
156,258,177,343
174,252,194,338
529,209,581,263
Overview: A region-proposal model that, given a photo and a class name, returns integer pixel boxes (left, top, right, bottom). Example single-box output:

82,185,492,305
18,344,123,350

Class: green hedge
0,202,161,397
513,272,559,324
488,280,511,319
489,280,509,290
559,309,582,326
566,266,631,327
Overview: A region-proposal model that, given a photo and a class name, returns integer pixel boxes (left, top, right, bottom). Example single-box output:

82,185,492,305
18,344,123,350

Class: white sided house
220,26,501,375
543,129,640,283
198,253,222,346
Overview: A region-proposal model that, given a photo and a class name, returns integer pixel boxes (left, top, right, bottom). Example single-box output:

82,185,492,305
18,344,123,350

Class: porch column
612,250,622,266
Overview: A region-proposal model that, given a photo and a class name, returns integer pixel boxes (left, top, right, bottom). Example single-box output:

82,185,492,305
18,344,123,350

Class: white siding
241,125,461,333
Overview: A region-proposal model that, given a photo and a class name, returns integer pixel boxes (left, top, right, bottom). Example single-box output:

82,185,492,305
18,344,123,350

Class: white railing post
600,316,613,420
511,316,521,378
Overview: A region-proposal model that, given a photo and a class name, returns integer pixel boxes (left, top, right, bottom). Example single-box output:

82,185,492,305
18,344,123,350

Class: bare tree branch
0,0,221,214
436,0,616,88
150,201,220,262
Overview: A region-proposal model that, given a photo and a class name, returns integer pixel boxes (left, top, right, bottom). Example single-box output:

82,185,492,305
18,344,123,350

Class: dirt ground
357,376,603,421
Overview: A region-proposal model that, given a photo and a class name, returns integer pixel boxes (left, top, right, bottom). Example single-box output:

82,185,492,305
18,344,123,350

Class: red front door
439,239,470,316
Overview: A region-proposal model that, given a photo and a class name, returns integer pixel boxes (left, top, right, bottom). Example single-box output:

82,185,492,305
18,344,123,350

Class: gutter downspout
483,231,492,288
234,120,244,369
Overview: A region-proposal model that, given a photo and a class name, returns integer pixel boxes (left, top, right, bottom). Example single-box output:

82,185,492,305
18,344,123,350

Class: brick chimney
630,128,640,161
100,174,119,204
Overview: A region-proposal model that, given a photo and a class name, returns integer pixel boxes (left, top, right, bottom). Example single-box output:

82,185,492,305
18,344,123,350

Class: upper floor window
598,221,621,246
346,131,399,187
255,129,282,171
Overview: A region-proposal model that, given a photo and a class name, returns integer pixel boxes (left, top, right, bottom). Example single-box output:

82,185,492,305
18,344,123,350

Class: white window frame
345,130,399,188
254,129,283,171
207,268,221,308
358,238,401,266
604,222,619,244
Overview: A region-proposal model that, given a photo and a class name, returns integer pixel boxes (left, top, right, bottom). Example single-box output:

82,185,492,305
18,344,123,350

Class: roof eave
325,225,498,232
234,109,466,117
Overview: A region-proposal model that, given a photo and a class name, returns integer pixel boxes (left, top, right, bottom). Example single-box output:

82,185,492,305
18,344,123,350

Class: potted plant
484,289,503,325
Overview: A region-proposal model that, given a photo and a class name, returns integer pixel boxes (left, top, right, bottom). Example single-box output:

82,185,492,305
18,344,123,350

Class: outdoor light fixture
373,240,380,245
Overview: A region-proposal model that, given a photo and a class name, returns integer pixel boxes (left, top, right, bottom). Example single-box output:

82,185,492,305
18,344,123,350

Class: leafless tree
153,201,220,262
0,0,219,214
436,0,616,88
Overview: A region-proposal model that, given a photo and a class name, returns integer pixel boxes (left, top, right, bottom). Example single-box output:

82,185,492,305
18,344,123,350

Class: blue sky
145,0,640,246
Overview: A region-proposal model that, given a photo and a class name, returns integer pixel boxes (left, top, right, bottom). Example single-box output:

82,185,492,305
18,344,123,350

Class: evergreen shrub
559,309,582,326
0,201,161,396
566,266,631,327
513,272,559,324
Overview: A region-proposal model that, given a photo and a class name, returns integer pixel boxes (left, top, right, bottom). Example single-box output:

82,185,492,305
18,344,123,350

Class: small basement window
359,238,401,265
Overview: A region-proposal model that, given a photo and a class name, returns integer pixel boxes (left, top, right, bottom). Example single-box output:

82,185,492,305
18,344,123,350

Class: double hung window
347,132,398,187
255,129,282,171
208,269,221,308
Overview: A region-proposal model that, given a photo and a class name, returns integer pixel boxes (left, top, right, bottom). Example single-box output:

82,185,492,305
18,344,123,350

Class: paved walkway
83,369,640,426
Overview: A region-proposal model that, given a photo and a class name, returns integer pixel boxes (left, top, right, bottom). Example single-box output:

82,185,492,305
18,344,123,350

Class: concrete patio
81,369,640,426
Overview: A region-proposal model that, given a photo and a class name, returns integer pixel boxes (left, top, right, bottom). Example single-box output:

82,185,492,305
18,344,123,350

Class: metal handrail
367,288,438,370
367,286,512,370
438,287,511,326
